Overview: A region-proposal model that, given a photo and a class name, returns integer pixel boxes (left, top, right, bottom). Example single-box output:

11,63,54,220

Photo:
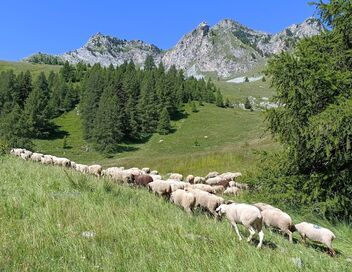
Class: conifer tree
144,55,156,71
215,89,224,108
157,107,172,135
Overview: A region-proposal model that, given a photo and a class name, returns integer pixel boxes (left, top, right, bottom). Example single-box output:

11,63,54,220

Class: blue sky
0,0,318,61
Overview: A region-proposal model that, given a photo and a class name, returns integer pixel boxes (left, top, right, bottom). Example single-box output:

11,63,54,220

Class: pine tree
92,85,124,153
144,55,156,71
157,107,172,135
244,97,252,110
244,76,249,82
24,72,51,138
262,76,266,82
16,71,32,108
215,89,224,108
225,98,231,108
191,101,198,112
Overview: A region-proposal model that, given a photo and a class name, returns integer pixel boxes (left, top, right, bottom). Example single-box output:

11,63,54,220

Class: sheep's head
216,204,228,216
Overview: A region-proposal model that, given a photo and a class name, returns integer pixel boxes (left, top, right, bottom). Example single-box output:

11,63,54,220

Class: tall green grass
0,156,351,271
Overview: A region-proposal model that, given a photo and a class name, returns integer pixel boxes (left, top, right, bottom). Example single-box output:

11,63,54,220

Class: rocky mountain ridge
24,17,324,78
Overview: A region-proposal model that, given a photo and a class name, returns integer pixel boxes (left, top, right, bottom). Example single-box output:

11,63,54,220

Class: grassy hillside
0,156,351,271
34,102,278,176
0,60,61,75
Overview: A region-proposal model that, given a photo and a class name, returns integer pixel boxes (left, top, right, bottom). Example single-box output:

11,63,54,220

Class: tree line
0,56,222,152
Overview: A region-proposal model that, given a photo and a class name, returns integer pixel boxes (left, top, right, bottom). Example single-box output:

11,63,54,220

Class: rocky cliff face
25,17,324,78
61,32,162,66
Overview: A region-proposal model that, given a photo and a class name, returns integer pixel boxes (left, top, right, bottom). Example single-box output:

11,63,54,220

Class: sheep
147,180,172,199
205,176,223,185
70,161,77,169
133,174,153,187
10,148,25,157
150,174,162,181
295,222,336,256
20,150,32,160
126,168,142,176
220,172,242,181
224,187,241,196
193,176,205,184
41,155,54,165
75,163,89,174
88,164,102,177
150,170,159,175
54,157,71,167
109,170,133,184
234,182,249,190
170,189,196,214
212,185,225,194
102,167,125,177
206,171,219,179
216,203,264,248
31,153,43,162
169,173,183,181
187,188,224,217
191,184,215,194
186,175,195,184
141,167,151,174
254,203,295,243
166,180,191,192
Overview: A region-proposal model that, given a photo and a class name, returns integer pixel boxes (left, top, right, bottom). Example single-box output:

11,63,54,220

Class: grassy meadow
0,60,61,76
0,156,351,271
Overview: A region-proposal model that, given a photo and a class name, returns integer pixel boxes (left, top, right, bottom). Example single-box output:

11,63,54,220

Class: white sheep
295,222,336,256
109,170,133,184
193,176,205,184
234,182,249,190
41,155,54,165
206,171,219,179
212,185,225,194
224,187,241,196
103,167,125,177
216,203,264,248
150,174,162,181
170,189,196,214
166,180,191,192
187,188,224,217
75,164,89,174
191,184,215,194
254,203,295,243
88,164,102,177
147,180,172,198
219,172,242,181
186,175,195,184
31,153,43,162
20,150,32,160
205,176,223,185
169,173,183,181
150,170,159,175
142,167,151,174
54,157,71,167
10,148,25,157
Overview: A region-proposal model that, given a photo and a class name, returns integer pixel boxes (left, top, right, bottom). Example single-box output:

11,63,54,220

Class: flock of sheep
10,148,337,256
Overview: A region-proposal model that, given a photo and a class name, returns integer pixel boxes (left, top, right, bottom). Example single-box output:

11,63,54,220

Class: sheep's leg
247,226,256,242
231,222,242,241
257,230,264,249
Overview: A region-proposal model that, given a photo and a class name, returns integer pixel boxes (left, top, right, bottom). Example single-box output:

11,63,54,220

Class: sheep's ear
226,200,235,204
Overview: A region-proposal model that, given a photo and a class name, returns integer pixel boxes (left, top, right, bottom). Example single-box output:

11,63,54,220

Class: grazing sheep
193,176,205,184
206,176,223,185
102,167,125,177
150,170,159,175
10,148,25,157
212,185,225,194
234,182,249,190
126,168,142,176
191,184,215,194
141,167,151,174
216,203,264,248
108,170,133,184
41,155,54,165
166,180,191,192
54,157,71,167
169,173,183,181
75,164,89,174
147,180,172,199
88,164,102,177
254,203,294,243
187,188,224,217
295,222,336,256
224,187,241,196
70,161,76,169
186,175,195,184
170,189,196,214
133,174,153,187
150,174,162,181
20,150,32,160
31,153,43,162
206,171,219,179
219,172,242,181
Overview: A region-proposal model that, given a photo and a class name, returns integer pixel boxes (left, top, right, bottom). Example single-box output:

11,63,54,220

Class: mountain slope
24,17,324,78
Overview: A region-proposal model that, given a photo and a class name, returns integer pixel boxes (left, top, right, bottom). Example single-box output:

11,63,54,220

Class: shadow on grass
171,110,189,121
37,124,69,140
